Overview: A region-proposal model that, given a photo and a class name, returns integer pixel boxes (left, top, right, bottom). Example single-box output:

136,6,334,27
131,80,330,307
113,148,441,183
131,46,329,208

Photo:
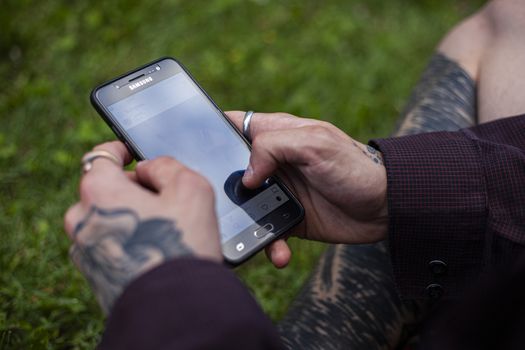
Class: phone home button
254,223,274,239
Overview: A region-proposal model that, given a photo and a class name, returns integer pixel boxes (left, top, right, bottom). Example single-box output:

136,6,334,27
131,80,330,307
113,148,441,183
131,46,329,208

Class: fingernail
136,160,149,168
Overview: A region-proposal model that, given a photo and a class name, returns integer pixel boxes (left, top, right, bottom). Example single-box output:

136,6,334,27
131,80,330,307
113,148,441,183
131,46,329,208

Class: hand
226,111,388,268
64,141,221,314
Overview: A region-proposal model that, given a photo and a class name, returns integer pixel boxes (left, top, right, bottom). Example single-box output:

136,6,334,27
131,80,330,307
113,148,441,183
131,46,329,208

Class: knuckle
305,124,332,137
169,171,216,207
149,156,172,168
308,123,344,141
251,136,264,149
180,170,213,193
277,111,305,119
275,112,296,119
276,112,306,123
155,155,176,164
252,133,272,148
148,156,178,177
174,170,215,202
250,136,271,156
317,120,336,130
298,125,337,159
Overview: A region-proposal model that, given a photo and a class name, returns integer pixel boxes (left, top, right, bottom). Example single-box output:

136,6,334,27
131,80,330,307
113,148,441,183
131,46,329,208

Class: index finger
225,111,320,140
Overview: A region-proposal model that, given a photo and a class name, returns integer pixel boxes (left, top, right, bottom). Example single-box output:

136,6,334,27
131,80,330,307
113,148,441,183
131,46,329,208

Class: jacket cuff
99,258,283,349
370,130,487,299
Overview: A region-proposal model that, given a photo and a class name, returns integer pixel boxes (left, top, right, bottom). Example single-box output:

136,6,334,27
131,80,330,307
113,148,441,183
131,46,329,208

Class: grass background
1,0,484,348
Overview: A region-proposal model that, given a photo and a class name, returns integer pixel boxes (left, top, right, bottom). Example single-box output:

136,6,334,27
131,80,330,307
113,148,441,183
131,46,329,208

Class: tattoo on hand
352,142,384,165
70,207,193,314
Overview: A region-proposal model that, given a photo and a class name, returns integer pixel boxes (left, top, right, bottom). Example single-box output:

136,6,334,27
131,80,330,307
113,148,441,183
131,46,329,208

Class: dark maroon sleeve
370,114,525,299
98,258,285,350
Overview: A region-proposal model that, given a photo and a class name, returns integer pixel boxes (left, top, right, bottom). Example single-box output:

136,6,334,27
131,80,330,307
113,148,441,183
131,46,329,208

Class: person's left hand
64,141,221,314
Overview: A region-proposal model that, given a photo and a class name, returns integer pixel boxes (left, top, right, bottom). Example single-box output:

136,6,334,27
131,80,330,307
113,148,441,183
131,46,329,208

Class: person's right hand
226,111,389,267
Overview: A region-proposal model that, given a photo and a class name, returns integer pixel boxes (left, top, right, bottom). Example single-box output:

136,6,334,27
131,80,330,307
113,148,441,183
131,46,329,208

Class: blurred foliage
0,0,483,348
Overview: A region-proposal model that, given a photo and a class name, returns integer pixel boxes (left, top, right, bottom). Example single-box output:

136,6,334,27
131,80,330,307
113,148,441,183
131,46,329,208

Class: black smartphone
90,57,304,265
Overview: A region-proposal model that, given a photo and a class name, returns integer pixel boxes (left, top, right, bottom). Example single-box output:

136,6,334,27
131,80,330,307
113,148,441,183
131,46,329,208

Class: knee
437,6,494,80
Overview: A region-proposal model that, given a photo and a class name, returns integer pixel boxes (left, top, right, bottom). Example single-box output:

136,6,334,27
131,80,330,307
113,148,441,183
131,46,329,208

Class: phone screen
101,64,293,247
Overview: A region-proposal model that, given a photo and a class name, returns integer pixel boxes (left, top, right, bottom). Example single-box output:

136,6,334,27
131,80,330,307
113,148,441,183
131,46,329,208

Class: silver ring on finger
81,150,120,174
243,110,255,142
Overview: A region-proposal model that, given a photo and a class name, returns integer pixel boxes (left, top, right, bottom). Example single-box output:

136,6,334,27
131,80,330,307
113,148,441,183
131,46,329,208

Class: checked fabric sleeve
370,114,525,299
99,258,285,350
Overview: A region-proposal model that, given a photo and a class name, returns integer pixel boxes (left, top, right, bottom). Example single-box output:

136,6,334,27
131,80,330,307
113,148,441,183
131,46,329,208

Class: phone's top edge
90,56,184,107
90,56,180,103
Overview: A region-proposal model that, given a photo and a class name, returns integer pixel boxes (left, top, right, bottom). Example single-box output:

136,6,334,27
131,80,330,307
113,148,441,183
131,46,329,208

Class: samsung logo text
129,76,153,90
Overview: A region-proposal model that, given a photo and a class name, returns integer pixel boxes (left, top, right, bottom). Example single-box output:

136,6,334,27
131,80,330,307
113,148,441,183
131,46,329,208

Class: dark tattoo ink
278,242,428,349
70,207,193,314
395,53,477,136
352,141,384,166
319,243,337,292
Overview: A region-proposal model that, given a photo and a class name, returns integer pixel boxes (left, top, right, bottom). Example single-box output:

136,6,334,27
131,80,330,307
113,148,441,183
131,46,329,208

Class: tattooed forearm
70,207,193,314
278,243,428,349
352,141,384,165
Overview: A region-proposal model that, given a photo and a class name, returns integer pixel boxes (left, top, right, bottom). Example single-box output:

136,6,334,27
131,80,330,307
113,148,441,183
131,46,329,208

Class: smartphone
90,57,304,265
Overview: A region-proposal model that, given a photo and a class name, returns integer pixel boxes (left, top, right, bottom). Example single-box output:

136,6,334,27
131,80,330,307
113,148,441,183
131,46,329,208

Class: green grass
1,0,483,348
